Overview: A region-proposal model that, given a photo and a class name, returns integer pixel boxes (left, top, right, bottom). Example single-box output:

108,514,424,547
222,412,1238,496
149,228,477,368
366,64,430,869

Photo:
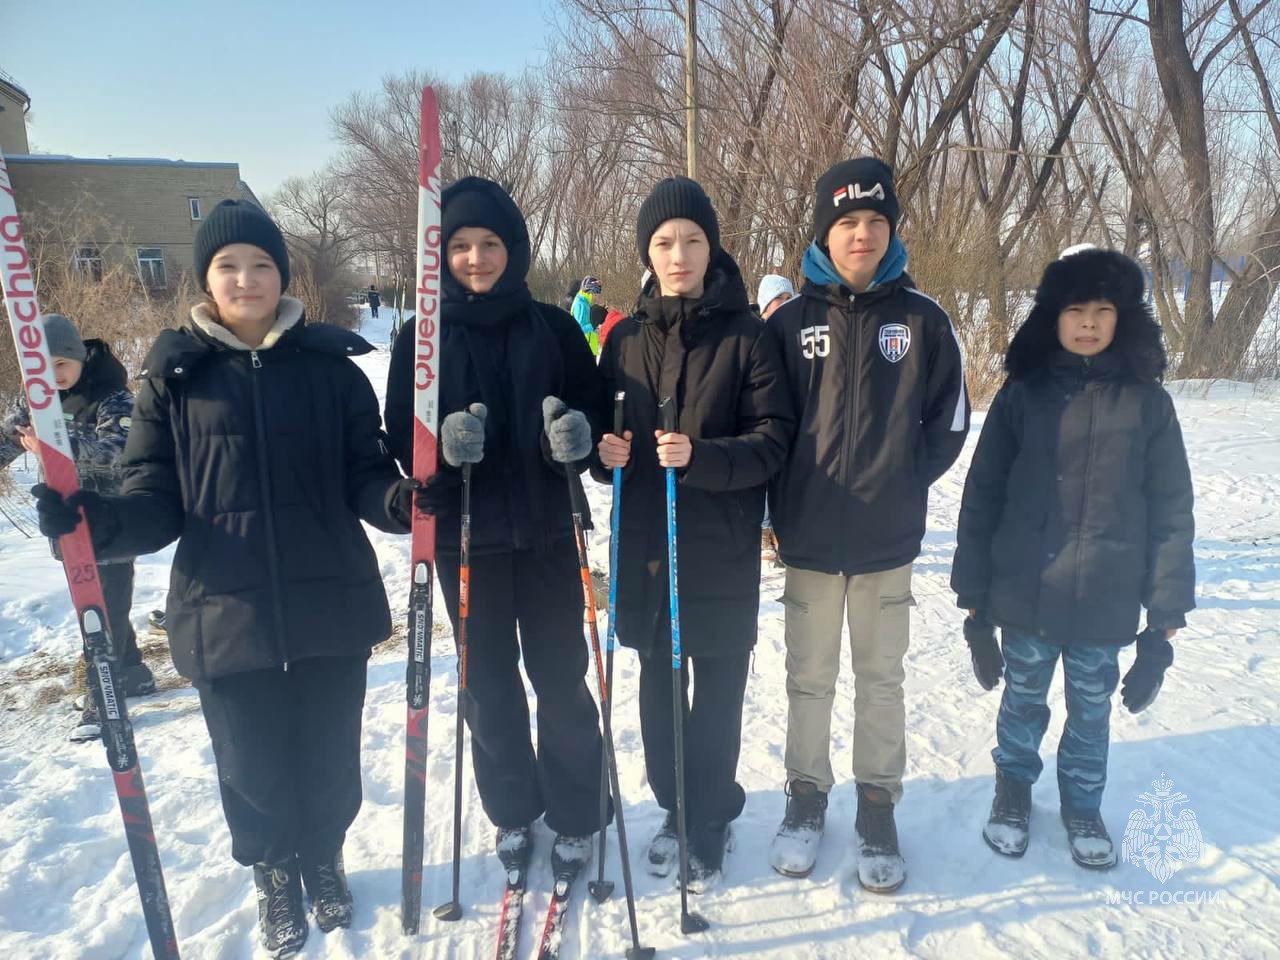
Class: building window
189,197,202,220
136,248,167,289
73,246,103,282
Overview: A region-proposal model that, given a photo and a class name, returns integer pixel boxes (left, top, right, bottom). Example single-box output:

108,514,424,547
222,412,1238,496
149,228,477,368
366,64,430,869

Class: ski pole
401,84,443,936
590,390,626,904
1,149,180,959
660,397,710,935
549,405,654,960
434,402,486,923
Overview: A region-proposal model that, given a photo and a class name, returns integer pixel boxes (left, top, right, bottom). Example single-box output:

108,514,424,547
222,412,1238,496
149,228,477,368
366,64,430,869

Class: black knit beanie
194,199,290,292
636,177,721,265
442,176,526,250
813,157,900,246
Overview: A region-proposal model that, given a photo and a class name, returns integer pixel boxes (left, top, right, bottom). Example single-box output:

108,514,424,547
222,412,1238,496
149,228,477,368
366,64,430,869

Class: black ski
534,839,592,960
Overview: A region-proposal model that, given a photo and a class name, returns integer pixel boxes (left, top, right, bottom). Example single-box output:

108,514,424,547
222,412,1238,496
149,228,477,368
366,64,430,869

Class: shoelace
1067,815,1108,838
310,864,341,901
859,803,898,852
265,869,298,930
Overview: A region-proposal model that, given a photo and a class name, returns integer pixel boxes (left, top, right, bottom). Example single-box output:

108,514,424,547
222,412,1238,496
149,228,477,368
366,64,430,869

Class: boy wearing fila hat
764,157,969,891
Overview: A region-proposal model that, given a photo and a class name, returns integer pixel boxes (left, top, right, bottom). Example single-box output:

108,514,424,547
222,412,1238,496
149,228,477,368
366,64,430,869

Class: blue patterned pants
992,631,1121,813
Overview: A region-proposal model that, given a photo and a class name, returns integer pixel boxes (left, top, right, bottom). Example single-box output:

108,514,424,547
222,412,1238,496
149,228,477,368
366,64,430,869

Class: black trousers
436,543,606,836
195,654,368,867
97,561,141,665
638,626,750,826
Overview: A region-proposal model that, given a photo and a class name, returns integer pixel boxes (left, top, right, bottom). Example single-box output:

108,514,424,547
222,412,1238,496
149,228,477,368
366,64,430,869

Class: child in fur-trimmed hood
951,244,1195,871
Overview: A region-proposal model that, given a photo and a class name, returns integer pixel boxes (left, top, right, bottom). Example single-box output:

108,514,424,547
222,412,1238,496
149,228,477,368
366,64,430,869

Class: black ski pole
590,390,626,904
660,397,709,935
435,406,484,922
549,403,655,959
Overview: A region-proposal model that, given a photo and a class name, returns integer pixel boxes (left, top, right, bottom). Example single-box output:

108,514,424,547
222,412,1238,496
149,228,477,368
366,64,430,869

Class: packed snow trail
0,305,1276,958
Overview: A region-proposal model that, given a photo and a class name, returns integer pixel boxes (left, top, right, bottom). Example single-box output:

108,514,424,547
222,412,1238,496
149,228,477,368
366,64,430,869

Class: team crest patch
878,323,911,363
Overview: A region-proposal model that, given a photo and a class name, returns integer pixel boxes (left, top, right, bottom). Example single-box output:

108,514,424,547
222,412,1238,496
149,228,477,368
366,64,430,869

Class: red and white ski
401,84,444,936
0,151,179,958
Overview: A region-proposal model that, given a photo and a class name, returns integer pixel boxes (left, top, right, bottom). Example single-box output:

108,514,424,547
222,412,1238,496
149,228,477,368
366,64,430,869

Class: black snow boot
983,769,1033,857
646,810,678,878
69,699,101,743
686,820,732,894
148,609,166,635
1061,807,1117,870
496,825,533,877
769,779,828,878
118,661,156,698
254,857,308,957
301,850,354,933
855,783,906,894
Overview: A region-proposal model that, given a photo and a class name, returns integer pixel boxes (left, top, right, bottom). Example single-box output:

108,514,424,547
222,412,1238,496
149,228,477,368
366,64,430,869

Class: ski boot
301,849,354,932
646,811,678,877
254,857,308,957
69,699,101,743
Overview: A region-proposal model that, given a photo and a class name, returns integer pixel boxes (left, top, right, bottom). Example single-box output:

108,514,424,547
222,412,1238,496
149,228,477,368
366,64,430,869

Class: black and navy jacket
765,239,969,575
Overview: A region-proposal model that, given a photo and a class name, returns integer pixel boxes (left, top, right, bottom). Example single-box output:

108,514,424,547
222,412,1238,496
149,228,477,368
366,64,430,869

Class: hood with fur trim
1005,247,1167,382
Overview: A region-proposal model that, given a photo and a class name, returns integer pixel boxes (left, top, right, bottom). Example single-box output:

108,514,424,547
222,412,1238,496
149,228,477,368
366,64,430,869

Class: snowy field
0,305,1277,959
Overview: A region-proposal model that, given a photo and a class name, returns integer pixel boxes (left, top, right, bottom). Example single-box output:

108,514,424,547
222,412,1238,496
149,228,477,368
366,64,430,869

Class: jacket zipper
1073,359,1097,603
838,294,860,488
249,349,291,670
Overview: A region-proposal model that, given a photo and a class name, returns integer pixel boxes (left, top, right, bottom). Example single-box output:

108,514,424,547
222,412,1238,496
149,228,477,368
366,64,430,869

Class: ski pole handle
659,396,676,435
613,390,625,437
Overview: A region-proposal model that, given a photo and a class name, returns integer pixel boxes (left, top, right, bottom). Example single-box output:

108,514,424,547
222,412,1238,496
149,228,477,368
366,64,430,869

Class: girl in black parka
384,177,607,872
593,177,793,888
36,200,415,957
951,245,1195,871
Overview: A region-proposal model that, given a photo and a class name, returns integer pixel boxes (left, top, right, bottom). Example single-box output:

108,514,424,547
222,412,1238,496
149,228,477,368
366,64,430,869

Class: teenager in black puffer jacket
384,177,608,872
952,245,1195,871
35,199,414,955
593,176,794,889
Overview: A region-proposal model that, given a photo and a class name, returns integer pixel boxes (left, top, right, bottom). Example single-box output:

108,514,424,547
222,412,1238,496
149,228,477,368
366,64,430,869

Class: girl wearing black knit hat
35,197,417,956
952,245,1195,870
593,176,794,889
384,177,610,877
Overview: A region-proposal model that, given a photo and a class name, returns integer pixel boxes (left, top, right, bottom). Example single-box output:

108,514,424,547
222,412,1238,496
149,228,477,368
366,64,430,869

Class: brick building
0,69,258,292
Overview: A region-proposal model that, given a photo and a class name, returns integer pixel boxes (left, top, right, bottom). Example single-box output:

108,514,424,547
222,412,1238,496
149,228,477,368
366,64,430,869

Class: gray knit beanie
42,314,86,362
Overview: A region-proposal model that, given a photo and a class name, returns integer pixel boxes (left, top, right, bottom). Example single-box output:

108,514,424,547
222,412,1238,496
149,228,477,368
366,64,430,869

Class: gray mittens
441,402,488,467
542,396,593,463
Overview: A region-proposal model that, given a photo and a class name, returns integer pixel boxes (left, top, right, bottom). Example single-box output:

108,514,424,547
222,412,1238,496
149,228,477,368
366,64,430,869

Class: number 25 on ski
401,84,444,936
1,151,180,958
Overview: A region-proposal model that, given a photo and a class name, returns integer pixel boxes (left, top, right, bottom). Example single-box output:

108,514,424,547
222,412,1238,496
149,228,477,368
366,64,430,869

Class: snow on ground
0,305,1277,959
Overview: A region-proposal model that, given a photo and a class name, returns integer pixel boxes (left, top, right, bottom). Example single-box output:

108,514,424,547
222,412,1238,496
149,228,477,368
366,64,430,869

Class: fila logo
832,182,886,206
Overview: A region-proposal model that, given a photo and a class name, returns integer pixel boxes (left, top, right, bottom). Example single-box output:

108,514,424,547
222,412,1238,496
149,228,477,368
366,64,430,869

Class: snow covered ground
0,305,1277,959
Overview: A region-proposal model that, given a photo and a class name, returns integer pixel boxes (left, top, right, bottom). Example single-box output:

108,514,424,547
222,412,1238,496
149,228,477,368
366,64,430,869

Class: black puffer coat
951,254,1195,642
383,177,601,556
102,299,408,681
591,251,794,657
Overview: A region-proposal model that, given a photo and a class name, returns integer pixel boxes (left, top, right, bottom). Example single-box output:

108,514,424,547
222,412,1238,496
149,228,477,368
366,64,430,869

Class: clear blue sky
5,0,555,196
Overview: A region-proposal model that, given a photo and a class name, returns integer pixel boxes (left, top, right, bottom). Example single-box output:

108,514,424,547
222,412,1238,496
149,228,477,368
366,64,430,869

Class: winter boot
550,833,594,883
68,699,101,743
496,825,533,876
769,779,828,878
148,609,166,635
1061,807,1117,870
983,769,1032,857
686,821,732,894
646,810,679,877
118,662,156,698
301,850,354,933
253,857,308,957
761,528,784,569
855,783,906,894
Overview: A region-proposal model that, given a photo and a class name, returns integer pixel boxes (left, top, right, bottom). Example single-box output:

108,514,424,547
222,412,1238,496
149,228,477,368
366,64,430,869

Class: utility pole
685,0,699,179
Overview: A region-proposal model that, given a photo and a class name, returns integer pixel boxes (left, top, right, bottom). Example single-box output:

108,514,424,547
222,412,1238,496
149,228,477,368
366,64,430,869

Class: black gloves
32,484,119,549
1121,627,1175,714
965,611,1004,691
389,472,462,527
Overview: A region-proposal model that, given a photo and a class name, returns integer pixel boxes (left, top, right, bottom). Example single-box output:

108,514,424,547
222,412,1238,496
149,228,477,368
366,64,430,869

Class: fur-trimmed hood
1005,246,1167,382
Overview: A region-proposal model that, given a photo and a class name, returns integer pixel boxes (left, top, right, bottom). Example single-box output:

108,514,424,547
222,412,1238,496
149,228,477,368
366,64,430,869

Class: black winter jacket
765,275,969,575
591,251,794,657
951,351,1195,642
100,299,408,682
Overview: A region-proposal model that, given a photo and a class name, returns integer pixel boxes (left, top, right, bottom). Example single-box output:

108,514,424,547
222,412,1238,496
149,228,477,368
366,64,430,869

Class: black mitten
1121,627,1174,713
964,611,1004,691
388,472,463,525
32,484,119,548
